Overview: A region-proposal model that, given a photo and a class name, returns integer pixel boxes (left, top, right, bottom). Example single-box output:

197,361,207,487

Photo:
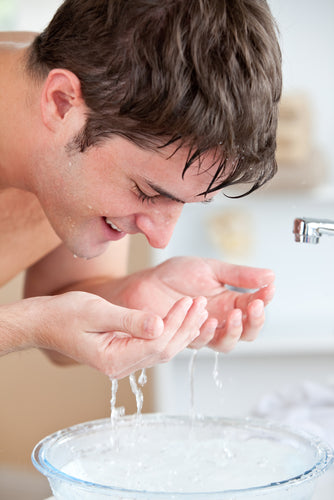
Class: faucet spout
293,217,334,244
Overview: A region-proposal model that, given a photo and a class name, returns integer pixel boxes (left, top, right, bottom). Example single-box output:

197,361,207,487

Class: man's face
35,136,219,258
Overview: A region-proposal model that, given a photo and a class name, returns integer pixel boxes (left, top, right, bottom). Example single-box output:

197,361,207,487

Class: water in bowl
33,414,333,500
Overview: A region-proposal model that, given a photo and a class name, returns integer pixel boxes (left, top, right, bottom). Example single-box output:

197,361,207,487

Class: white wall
0,0,62,31
268,0,334,178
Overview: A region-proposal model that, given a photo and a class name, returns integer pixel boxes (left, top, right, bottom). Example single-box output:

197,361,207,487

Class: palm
116,256,275,336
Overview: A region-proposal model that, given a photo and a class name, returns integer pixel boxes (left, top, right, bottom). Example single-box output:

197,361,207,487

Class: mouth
105,218,123,233
102,217,127,241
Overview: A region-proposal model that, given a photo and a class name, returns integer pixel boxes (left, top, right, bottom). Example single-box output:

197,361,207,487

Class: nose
135,204,183,248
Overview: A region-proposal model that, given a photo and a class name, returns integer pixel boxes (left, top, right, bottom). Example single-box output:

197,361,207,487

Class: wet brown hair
27,0,282,196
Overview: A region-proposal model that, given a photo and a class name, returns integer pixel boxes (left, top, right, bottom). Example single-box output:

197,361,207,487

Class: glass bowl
32,413,333,499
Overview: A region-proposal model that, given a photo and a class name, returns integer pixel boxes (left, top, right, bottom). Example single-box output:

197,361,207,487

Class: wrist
0,296,51,355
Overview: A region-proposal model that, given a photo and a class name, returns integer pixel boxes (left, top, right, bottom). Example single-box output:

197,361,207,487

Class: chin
66,238,110,260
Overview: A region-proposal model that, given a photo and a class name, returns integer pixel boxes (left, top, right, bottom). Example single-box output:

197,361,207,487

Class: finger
162,296,194,335
105,297,206,378
188,317,218,349
209,259,275,289
161,296,208,351
235,282,275,310
208,309,243,352
94,301,164,339
240,299,265,341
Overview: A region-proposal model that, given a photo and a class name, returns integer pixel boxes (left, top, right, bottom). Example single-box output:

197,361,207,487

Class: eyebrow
146,180,214,204
146,181,186,204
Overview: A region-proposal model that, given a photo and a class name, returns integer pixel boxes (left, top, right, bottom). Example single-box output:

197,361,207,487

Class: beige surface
0,465,52,500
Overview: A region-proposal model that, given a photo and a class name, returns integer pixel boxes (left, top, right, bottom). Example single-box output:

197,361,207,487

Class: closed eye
133,183,159,204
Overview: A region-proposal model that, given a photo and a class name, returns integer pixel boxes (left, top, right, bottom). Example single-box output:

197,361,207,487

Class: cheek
92,188,138,216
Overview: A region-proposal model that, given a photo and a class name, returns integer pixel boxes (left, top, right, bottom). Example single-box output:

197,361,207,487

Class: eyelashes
133,183,158,204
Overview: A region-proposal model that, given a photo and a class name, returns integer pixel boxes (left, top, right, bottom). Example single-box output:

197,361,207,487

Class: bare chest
0,188,60,286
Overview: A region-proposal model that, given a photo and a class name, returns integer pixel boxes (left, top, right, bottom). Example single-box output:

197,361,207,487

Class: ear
40,69,85,132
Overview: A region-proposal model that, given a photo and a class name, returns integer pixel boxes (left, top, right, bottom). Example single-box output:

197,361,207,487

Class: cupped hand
20,290,208,378
107,257,275,353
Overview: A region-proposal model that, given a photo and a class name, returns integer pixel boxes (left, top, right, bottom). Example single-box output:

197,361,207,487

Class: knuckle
120,312,134,332
230,328,242,339
242,331,259,342
147,343,164,358
159,347,174,363
95,337,120,377
222,339,239,353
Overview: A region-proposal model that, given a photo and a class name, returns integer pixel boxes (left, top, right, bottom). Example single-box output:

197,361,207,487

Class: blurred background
0,0,334,499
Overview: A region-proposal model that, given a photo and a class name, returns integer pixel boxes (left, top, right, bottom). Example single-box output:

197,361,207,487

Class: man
0,0,281,379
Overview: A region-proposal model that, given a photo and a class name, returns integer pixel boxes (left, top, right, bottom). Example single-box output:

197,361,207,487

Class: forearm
0,297,43,355
50,274,128,304
24,238,130,299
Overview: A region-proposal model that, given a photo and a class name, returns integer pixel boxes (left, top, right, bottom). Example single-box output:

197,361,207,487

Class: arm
24,235,130,298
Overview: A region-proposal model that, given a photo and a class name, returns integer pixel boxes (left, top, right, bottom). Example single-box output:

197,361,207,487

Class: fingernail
183,297,193,310
144,316,162,336
252,300,264,317
196,296,208,308
231,310,242,326
193,330,201,339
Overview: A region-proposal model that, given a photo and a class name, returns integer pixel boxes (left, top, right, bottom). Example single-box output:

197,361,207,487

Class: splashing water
188,350,224,416
138,368,147,387
212,351,224,391
110,378,118,419
129,371,145,417
188,349,198,415
109,377,125,428
109,369,147,427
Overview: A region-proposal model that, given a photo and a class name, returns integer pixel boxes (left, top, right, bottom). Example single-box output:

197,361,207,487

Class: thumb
97,302,164,340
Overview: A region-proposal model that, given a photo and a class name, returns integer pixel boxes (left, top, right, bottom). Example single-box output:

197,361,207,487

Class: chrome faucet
293,217,334,244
